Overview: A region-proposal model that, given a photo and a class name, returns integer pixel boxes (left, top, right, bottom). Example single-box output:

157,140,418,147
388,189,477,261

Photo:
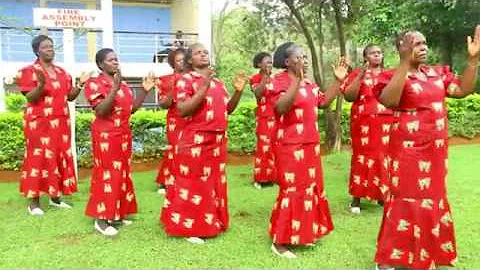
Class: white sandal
349,203,361,214
271,244,297,259
121,219,133,226
49,199,72,209
95,220,118,237
28,205,44,216
186,237,205,244
375,264,394,270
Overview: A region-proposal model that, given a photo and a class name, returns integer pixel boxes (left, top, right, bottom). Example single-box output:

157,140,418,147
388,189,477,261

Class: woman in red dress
340,44,393,213
250,52,277,189
155,48,186,195
84,48,154,236
267,42,347,258
374,26,480,269
16,35,89,215
160,43,248,244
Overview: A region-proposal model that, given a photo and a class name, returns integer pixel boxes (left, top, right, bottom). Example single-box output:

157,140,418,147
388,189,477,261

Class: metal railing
0,27,198,63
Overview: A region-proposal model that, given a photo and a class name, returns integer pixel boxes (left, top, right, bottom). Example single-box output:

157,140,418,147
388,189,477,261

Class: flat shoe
95,220,118,237
28,205,44,216
271,244,297,259
186,237,205,244
49,199,72,209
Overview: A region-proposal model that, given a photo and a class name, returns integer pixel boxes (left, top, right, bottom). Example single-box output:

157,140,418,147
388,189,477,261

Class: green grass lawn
1,145,479,269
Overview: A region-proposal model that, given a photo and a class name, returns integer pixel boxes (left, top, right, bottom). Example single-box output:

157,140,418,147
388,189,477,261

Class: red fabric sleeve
157,75,172,101
84,79,105,108
433,65,461,97
16,66,38,93
340,68,362,93
315,84,326,107
372,69,395,98
174,75,194,103
249,73,262,90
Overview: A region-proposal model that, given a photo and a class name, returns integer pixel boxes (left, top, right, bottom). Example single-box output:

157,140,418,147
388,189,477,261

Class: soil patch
1,136,478,183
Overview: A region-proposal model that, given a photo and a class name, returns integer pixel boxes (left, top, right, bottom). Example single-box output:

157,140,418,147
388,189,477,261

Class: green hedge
5,93,27,113
1,95,480,170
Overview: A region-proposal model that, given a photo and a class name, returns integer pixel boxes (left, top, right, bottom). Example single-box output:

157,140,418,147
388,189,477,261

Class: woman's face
37,39,55,62
259,56,273,71
365,45,383,67
410,32,429,64
286,46,308,73
101,51,119,75
174,52,185,73
190,45,210,68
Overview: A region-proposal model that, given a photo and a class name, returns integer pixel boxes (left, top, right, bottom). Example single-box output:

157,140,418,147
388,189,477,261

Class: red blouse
250,73,275,118
84,73,133,132
340,67,392,116
16,60,72,120
174,71,229,132
268,71,326,144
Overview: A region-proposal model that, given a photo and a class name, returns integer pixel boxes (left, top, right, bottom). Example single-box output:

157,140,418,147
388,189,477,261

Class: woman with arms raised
374,26,480,269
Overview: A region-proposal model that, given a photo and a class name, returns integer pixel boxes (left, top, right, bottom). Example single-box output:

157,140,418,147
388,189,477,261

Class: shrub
1,95,480,170
5,93,27,113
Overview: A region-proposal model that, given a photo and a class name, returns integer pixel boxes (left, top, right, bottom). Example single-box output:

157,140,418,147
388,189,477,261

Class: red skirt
156,116,179,186
269,143,333,244
161,130,229,237
253,116,277,183
85,129,137,220
375,196,457,268
375,114,456,268
349,113,392,200
20,115,77,198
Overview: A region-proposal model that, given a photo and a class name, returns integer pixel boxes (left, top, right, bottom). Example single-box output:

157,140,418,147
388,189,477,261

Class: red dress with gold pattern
84,73,138,220
155,73,183,186
250,73,277,184
266,71,333,245
16,60,77,198
374,66,458,268
340,68,393,201
160,71,229,237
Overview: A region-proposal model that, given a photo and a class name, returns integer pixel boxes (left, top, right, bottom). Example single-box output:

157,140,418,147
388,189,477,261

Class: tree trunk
329,0,347,152
315,1,336,153
282,0,322,87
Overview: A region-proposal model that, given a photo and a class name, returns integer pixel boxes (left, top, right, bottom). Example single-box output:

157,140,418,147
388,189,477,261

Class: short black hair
273,42,297,69
252,52,271,68
95,48,115,70
31,35,53,57
167,48,186,69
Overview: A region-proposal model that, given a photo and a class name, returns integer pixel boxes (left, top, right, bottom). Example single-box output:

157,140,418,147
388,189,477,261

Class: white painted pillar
0,32,5,112
197,0,212,53
0,78,5,112
63,28,78,178
101,0,114,48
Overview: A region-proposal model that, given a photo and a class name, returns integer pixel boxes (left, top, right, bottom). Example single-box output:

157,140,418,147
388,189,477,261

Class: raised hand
35,70,45,90
233,71,249,92
398,32,416,64
467,25,480,61
260,65,272,76
293,61,304,80
78,71,94,87
113,68,122,89
142,71,156,92
332,56,349,81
